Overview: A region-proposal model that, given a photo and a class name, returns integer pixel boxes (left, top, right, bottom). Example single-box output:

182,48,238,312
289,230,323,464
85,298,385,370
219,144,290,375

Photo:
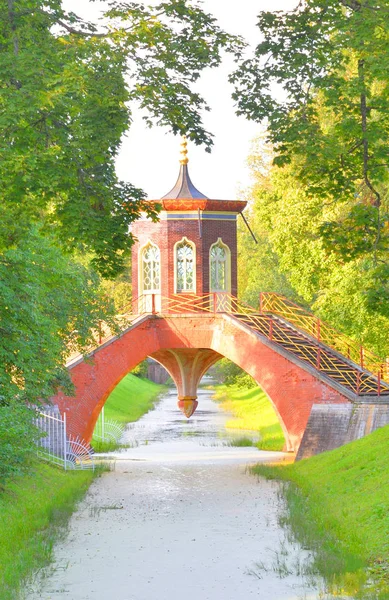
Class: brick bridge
53,293,389,459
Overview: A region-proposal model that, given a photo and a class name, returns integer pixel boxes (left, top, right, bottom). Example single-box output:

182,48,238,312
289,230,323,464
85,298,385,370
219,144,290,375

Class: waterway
26,386,327,600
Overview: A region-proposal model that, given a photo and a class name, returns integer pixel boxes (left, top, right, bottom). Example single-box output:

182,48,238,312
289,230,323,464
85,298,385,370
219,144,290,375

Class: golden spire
179,135,189,165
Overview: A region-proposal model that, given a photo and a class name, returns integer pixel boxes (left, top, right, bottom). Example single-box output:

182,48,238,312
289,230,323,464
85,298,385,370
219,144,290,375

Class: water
26,386,329,600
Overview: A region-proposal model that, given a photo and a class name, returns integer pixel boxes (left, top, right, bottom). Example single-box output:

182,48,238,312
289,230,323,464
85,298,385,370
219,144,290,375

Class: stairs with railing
71,291,389,399
232,311,389,398
154,291,389,398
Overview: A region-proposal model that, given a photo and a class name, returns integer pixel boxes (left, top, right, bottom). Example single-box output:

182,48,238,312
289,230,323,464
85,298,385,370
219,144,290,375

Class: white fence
93,407,125,444
35,408,95,470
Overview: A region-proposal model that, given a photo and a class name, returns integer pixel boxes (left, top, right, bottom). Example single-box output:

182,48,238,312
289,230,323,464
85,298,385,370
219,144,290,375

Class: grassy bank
102,373,166,423
0,462,95,600
92,373,167,451
252,425,389,597
212,383,285,451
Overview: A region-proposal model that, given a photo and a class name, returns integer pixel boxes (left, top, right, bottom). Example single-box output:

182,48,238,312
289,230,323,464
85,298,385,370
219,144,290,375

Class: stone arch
53,314,350,451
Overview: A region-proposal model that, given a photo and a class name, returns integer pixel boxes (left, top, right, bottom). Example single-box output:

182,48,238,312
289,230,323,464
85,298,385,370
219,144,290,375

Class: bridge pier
297,402,389,459
149,348,222,417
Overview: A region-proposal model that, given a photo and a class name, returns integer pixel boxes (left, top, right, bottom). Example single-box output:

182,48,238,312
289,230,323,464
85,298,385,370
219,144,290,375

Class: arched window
175,238,195,292
141,242,160,293
210,239,230,292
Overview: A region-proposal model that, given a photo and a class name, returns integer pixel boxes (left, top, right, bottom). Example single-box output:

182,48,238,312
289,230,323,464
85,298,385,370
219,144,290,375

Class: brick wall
132,215,238,298
53,314,350,452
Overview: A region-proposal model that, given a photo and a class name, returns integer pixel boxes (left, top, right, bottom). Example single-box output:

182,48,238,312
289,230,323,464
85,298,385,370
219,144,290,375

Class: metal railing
233,312,388,396
93,407,125,444
259,292,387,382
66,291,388,397
35,408,95,470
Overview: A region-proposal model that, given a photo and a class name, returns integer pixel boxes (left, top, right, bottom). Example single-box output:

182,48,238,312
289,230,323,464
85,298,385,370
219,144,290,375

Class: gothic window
210,239,230,292
141,242,160,292
175,238,195,292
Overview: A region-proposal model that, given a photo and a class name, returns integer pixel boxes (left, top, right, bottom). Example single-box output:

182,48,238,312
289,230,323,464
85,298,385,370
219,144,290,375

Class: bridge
52,292,389,459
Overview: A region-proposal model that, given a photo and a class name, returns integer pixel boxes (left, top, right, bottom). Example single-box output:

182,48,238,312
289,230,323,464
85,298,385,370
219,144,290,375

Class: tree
242,142,389,358
231,0,389,311
238,139,302,307
0,225,115,484
0,227,114,406
1,0,242,277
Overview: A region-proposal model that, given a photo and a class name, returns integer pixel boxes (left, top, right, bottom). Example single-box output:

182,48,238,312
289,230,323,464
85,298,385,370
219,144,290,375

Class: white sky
63,0,296,200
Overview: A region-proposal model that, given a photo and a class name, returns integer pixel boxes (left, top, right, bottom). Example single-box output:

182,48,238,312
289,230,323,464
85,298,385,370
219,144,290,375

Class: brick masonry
53,314,355,454
132,217,238,298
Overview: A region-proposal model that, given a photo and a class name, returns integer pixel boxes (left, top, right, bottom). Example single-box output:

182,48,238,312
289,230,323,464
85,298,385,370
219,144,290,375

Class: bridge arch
53,313,350,453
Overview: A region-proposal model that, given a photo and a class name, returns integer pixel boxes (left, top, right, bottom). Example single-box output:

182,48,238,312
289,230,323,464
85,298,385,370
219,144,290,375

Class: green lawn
212,383,285,451
92,374,167,451
0,462,95,600
252,425,389,597
101,373,166,423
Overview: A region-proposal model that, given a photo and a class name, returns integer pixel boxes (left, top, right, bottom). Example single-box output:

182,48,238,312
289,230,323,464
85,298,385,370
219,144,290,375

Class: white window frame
209,238,231,293
174,236,196,294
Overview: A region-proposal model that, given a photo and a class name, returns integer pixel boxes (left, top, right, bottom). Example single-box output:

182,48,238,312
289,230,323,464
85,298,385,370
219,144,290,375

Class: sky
63,0,296,200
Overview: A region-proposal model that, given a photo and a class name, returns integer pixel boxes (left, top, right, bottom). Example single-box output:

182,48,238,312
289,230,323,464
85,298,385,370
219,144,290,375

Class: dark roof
161,163,208,200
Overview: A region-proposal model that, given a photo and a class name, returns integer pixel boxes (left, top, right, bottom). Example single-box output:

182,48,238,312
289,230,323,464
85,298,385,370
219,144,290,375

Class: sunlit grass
252,425,389,597
91,374,167,451
0,461,96,599
228,436,254,447
100,373,167,424
213,384,285,451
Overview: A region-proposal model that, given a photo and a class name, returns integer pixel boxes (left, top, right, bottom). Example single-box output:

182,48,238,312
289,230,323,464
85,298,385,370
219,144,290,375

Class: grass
228,436,255,447
91,373,167,451
99,373,166,424
212,383,285,451
251,424,389,598
0,461,96,600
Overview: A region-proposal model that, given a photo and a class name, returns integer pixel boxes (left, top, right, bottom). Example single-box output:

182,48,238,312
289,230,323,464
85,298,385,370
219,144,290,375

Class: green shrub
0,402,40,488
211,358,257,388
131,360,149,378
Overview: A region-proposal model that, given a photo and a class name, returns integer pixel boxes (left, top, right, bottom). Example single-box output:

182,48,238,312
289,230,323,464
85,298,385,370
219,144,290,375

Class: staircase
230,294,389,399
95,291,389,399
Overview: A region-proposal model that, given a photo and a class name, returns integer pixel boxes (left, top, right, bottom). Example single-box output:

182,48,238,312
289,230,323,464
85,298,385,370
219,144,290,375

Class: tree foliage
239,143,389,357
232,1,389,354
0,227,114,405
211,358,257,389
231,0,389,272
1,0,242,277
0,401,40,487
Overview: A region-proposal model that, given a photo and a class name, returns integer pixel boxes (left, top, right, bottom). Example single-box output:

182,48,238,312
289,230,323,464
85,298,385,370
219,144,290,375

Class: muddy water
26,387,325,600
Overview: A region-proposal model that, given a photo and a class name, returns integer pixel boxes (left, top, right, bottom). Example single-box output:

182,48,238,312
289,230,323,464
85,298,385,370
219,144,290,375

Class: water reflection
120,387,259,448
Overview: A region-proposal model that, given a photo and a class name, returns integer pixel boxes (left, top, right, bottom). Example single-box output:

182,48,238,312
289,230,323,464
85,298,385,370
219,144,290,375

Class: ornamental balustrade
66,292,389,398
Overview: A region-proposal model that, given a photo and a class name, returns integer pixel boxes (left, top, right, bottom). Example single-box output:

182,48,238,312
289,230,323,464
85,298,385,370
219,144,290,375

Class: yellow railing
68,292,388,397
260,292,387,381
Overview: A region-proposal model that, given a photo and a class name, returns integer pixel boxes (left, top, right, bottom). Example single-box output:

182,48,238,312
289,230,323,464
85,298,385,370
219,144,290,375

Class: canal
27,386,326,600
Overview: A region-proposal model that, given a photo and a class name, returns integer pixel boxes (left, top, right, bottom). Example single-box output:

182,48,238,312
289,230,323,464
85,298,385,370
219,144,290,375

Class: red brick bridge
53,292,389,459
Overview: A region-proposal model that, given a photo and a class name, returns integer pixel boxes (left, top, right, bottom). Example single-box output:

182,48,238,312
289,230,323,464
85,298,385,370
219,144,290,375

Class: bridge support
149,348,222,418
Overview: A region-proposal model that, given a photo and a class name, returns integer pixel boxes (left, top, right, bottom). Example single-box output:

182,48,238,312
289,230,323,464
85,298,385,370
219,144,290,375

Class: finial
180,135,189,165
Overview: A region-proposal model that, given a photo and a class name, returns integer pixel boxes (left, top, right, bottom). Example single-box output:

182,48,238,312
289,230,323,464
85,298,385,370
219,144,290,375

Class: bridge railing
35,409,95,470
259,292,387,381
66,291,387,395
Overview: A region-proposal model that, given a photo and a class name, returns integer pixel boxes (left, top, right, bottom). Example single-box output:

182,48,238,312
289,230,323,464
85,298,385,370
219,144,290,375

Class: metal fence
93,407,125,444
35,408,95,470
